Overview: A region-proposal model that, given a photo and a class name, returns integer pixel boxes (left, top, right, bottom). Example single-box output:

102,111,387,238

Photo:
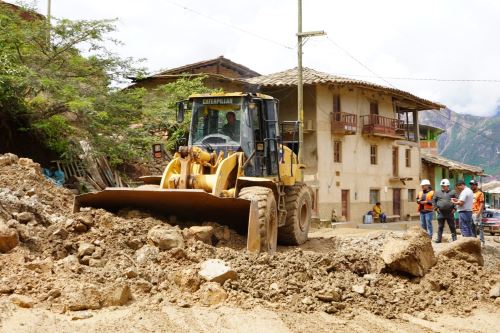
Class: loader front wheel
278,184,312,245
238,186,278,254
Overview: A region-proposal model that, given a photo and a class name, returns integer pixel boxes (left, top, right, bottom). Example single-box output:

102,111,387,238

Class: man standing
417,179,434,238
451,180,474,237
433,179,457,242
470,180,485,245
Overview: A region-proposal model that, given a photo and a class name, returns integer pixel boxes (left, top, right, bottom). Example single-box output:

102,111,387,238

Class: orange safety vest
417,190,434,212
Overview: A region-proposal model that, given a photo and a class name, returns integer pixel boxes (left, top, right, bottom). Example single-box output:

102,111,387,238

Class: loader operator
222,111,240,141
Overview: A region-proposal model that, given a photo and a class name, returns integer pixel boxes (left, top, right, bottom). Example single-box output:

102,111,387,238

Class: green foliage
31,115,73,154
0,3,218,167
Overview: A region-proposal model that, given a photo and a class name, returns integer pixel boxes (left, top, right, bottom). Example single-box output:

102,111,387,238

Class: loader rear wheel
278,183,312,245
238,186,278,254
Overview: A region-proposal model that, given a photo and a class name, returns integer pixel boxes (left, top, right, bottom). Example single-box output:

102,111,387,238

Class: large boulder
437,238,484,266
0,222,20,253
148,226,184,250
199,259,238,284
381,227,437,277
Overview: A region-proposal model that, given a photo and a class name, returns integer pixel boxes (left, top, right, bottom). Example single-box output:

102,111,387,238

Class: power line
331,73,500,83
164,0,295,51
322,37,499,147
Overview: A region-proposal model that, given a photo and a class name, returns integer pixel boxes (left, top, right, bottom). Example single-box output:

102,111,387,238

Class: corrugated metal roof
246,67,445,110
421,152,484,174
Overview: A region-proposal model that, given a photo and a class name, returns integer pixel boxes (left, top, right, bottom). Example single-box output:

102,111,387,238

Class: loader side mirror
176,101,186,123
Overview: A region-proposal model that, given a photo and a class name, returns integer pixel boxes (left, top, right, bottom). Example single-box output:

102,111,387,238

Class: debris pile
0,153,499,318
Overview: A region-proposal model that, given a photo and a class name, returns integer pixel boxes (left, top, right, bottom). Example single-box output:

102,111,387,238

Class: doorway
393,188,401,216
341,190,350,221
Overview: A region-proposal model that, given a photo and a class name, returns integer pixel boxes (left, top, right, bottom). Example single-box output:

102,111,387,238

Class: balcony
331,112,357,135
361,114,406,139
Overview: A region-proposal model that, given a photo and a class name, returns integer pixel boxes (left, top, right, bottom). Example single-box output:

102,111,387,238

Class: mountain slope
420,109,500,179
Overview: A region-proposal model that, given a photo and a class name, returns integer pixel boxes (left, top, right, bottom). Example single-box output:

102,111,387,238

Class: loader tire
238,186,278,254
278,184,312,245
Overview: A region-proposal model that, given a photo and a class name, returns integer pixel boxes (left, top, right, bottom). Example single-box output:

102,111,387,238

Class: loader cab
187,94,279,177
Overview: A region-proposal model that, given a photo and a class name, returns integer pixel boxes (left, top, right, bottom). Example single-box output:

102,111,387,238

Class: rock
52,228,69,239
124,267,138,279
172,268,202,292
490,283,500,298
352,284,366,295
10,294,34,308
103,283,132,306
49,289,61,298
437,238,484,266
71,312,93,320
65,285,102,311
134,280,153,293
147,226,184,250
301,296,314,305
198,282,227,306
88,259,106,268
135,245,159,264
185,226,214,245
16,212,34,224
495,298,500,306
58,255,81,273
199,259,238,284
18,157,35,167
0,223,20,253
126,238,143,250
381,227,437,277
0,153,18,166
316,288,342,302
76,215,94,227
77,242,96,259
24,258,53,273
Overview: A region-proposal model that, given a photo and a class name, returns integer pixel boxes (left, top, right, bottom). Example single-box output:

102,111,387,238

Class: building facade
247,68,444,222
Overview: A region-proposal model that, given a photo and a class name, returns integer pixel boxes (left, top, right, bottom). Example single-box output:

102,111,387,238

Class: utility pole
297,0,325,170
47,0,52,46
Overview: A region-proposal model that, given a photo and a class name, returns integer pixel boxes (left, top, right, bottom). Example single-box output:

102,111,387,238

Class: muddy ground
0,154,499,332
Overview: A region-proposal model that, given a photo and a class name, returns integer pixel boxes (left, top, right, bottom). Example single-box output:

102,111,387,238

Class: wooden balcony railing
331,111,357,135
361,114,406,139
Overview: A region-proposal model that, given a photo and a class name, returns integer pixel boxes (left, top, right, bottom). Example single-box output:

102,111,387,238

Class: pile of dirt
0,153,499,320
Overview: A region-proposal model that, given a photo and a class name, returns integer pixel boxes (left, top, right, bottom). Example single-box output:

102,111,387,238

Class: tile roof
246,67,445,110
421,152,484,175
156,56,260,78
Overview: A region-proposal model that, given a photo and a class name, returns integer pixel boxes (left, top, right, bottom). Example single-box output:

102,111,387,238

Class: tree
0,2,218,168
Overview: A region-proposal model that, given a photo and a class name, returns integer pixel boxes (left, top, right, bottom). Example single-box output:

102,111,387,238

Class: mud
0,153,499,332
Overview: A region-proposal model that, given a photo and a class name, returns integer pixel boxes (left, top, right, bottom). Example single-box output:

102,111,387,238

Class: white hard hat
440,179,450,186
420,179,431,186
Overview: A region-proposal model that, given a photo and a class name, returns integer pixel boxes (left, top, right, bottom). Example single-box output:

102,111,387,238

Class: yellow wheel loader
74,92,312,254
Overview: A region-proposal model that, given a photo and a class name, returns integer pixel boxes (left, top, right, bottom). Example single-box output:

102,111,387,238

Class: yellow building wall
315,85,420,222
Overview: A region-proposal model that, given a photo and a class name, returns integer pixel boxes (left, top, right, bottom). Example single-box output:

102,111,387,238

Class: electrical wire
164,0,295,51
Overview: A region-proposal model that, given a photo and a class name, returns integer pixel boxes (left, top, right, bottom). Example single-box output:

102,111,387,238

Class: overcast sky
10,0,500,117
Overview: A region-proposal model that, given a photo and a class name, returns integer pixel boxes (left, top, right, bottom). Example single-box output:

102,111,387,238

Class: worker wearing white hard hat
432,179,457,242
417,179,434,238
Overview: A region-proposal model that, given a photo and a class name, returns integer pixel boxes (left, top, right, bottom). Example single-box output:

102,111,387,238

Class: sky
9,0,500,117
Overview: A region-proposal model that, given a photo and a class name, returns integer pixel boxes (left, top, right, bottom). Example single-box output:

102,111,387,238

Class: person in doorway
221,111,240,141
432,179,457,242
417,179,434,238
451,180,474,237
470,179,485,245
372,202,387,223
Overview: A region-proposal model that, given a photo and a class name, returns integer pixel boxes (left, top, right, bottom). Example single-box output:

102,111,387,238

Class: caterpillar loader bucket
73,188,261,252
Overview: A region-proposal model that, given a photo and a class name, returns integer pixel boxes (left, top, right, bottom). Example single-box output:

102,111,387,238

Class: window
370,101,379,115
370,145,377,165
333,95,341,113
405,149,411,167
408,189,416,202
442,168,447,179
333,140,342,163
369,189,380,204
